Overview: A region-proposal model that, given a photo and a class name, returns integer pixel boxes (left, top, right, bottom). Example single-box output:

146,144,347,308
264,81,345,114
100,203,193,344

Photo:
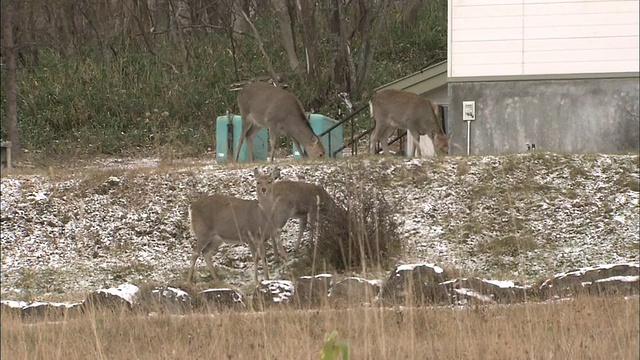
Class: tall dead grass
2,295,637,360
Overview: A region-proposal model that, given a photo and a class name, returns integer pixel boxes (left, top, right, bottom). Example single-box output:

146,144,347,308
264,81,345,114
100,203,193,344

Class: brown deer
369,89,450,156
253,167,347,259
187,194,291,284
235,82,326,162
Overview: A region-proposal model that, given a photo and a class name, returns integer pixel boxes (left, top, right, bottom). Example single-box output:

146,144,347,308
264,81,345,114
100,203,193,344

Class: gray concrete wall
447,77,640,155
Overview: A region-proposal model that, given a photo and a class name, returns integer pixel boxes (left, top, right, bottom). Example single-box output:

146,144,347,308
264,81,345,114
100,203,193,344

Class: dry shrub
303,177,403,273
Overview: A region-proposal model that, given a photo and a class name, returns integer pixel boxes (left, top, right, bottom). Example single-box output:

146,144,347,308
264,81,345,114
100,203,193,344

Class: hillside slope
1,153,638,299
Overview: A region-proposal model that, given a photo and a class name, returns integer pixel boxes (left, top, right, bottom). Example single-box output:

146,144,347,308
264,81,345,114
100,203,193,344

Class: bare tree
295,0,320,81
271,0,301,73
2,0,21,158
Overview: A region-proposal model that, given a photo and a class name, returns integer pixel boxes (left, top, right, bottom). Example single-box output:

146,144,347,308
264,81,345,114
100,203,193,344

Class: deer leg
268,131,278,162
381,127,395,155
409,130,421,158
295,215,309,253
244,125,263,162
202,243,221,282
292,138,306,157
246,238,261,284
259,241,270,280
188,236,213,283
235,120,252,162
270,229,287,262
370,125,380,154
273,228,287,261
188,251,200,283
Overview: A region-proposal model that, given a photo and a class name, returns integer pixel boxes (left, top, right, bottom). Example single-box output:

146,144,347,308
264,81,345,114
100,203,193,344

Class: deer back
238,82,325,158
189,194,273,244
371,89,444,137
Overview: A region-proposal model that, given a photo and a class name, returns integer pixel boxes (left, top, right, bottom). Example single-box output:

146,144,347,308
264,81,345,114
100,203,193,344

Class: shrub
302,177,404,273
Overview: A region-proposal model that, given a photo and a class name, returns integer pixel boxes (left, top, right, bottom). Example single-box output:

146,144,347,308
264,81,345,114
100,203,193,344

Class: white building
375,0,639,156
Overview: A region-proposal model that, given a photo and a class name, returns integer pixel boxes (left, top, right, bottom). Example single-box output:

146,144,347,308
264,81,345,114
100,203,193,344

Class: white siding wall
448,0,640,77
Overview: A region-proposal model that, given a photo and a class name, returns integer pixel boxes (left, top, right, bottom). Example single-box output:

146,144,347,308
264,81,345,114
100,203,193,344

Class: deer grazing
187,194,291,284
253,167,347,259
235,82,326,162
369,89,450,156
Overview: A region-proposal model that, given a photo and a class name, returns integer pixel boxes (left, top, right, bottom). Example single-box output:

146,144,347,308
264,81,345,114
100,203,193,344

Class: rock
21,301,83,320
253,280,295,310
328,277,381,308
294,274,333,309
539,263,640,299
1,300,29,317
380,263,449,306
82,283,140,312
198,288,246,311
588,275,640,296
451,287,497,305
1,300,82,321
144,286,193,313
441,278,529,304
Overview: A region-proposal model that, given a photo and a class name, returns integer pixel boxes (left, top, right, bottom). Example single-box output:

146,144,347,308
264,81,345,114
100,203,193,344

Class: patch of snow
26,192,48,201
453,288,495,304
299,273,333,279
1,300,29,308
201,288,234,293
260,280,294,303
594,276,639,283
152,287,189,299
482,279,516,289
396,263,444,274
97,283,140,305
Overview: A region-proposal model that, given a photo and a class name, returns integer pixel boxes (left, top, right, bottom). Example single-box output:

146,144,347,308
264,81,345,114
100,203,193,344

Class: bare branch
239,9,280,84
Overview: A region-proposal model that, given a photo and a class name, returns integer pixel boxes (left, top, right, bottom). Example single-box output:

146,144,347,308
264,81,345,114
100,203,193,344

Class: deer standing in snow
235,82,326,162
187,194,292,283
253,168,347,260
369,89,450,156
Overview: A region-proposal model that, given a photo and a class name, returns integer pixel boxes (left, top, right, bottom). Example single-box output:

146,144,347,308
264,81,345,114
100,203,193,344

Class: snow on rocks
294,274,333,308
539,263,640,298
380,263,449,305
255,280,295,308
198,288,246,311
327,277,382,308
83,283,140,311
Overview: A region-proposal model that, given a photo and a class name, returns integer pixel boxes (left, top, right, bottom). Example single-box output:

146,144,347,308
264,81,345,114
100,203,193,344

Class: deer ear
253,167,261,177
270,168,281,180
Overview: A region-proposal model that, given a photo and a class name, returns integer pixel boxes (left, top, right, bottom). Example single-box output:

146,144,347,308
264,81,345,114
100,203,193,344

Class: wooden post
1,141,12,168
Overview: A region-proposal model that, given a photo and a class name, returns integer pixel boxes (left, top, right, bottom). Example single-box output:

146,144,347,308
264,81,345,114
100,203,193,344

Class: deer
235,81,326,162
369,89,450,157
253,167,347,260
187,194,292,284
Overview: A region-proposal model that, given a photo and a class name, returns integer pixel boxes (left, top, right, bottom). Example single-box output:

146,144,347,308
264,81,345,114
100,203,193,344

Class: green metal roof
374,60,447,95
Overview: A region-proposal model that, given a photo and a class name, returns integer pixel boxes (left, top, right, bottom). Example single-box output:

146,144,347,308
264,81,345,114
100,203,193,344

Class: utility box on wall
293,114,343,159
215,114,268,163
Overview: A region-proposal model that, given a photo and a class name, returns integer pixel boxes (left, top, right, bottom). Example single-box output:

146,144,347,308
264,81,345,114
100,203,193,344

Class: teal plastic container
215,114,268,163
293,114,343,159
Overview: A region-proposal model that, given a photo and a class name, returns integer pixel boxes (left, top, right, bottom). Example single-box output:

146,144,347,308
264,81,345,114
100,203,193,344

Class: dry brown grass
2,295,637,360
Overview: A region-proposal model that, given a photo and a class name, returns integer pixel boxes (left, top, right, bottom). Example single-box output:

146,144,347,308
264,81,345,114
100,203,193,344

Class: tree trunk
355,0,388,96
295,0,320,81
2,1,21,159
231,0,249,39
328,0,356,95
271,0,301,73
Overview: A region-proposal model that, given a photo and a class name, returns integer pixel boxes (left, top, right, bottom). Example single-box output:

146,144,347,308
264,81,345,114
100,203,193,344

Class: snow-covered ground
1,152,638,300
